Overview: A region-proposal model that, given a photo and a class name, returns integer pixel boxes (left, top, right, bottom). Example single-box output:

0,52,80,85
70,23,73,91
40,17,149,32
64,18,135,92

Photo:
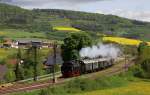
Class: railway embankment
0,57,136,95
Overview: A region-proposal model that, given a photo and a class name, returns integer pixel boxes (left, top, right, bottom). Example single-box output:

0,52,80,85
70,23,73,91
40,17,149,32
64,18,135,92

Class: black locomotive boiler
61,58,114,78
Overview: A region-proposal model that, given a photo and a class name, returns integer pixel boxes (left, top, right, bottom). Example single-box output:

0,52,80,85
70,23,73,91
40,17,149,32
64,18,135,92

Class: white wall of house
11,42,19,48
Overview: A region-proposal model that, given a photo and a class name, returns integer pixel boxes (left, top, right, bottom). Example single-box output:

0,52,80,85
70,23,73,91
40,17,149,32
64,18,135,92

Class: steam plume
79,43,121,59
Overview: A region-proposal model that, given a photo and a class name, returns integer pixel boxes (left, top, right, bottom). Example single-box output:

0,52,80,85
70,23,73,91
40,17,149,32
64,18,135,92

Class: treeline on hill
33,9,150,40
0,3,52,32
1,3,150,40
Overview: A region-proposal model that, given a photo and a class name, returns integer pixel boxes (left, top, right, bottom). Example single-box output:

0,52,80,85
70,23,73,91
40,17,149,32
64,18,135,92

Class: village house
3,39,12,48
11,40,53,48
2,39,54,49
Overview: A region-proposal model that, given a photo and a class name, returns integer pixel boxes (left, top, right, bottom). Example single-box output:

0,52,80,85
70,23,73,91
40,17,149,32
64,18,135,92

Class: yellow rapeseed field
77,81,150,95
103,37,150,46
53,26,81,32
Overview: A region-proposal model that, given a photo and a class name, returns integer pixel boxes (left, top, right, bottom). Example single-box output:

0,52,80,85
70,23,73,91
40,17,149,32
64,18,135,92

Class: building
3,39,12,48
43,53,62,66
12,39,53,48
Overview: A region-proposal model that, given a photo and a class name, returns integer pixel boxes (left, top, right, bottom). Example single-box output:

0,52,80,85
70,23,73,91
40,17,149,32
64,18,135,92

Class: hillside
76,81,150,95
0,3,150,41
0,3,33,28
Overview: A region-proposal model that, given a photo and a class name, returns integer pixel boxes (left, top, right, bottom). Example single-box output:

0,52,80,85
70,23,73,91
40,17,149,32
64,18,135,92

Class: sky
1,0,150,22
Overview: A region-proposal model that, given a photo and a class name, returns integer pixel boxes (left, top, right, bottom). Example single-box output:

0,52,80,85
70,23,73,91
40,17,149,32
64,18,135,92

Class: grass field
53,26,81,32
50,18,71,27
0,48,51,63
0,29,46,39
0,48,17,60
76,81,150,95
11,77,150,95
103,37,150,46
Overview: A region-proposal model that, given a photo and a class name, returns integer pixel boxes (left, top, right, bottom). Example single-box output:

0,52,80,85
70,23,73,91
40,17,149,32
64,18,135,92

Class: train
61,57,114,78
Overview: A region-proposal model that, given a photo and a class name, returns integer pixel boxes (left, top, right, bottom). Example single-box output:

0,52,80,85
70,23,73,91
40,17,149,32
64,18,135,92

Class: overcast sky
1,0,150,22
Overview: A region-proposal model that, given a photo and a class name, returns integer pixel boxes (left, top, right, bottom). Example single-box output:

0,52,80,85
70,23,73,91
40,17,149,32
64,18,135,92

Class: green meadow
0,29,46,39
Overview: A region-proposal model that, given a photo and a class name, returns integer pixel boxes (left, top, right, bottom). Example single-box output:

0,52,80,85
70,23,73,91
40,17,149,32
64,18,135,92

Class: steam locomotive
61,58,114,78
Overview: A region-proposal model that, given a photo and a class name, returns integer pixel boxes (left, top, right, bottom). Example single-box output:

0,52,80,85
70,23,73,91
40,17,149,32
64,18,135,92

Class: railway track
0,58,136,95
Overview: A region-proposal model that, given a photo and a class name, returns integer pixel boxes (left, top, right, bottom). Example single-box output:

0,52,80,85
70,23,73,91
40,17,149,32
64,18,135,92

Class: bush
136,43,150,79
132,65,145,78
129,62,150,79
12,74,131,95
64,78,92,93
0,59,6,65
4,69,16,82
36,75,128,95
39,89,49,95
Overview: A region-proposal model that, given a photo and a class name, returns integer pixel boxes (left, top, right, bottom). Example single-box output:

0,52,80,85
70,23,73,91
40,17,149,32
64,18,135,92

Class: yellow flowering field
103,37,150,46
77,81,150,95
53,26,81,32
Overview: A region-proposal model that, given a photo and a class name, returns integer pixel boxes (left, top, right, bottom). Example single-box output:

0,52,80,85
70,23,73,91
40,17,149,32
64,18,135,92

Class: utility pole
33,44,38,81
52,41,57,83
124,46,128,71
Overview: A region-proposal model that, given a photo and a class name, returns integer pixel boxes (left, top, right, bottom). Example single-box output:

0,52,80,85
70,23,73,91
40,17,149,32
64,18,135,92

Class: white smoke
79,43,121,59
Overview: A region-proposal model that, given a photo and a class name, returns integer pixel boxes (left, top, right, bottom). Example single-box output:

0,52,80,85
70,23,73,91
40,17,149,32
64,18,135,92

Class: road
0,58,136,95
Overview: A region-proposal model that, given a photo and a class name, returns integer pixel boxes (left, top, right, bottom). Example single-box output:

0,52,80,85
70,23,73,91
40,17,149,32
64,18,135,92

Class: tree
26,45,38,81
30,20,53,32
61,33,92,62
39,89,49,95
137,42,148,55
4,69,16,82
33,46,38,81
23,44,43,81
135,42,150,78
0,59,6,65
15,48,24,81
0,36,5,43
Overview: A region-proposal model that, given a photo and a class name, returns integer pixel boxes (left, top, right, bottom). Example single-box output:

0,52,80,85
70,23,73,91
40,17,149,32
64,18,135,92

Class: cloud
98,9,150,22
1,0,150,22
0,0,12,2
1,0,100,5
0,0,101,9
